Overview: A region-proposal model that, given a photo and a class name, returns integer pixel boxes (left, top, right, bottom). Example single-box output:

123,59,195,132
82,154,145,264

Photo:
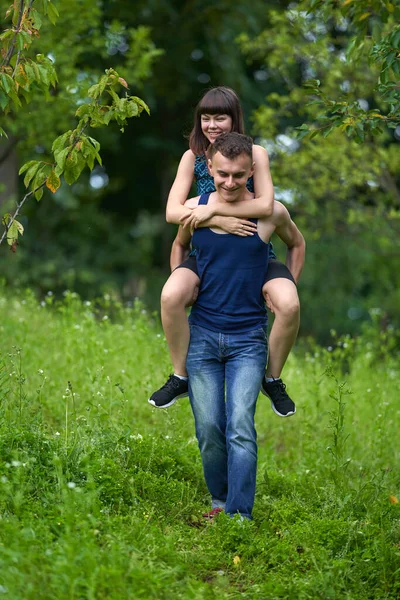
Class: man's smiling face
209,151,254,202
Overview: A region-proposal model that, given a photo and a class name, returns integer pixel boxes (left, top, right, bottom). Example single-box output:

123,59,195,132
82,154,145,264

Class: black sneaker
261,377,296,417
148,375,188,409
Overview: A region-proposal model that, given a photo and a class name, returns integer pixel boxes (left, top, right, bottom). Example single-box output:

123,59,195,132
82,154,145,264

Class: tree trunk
0,137,18,207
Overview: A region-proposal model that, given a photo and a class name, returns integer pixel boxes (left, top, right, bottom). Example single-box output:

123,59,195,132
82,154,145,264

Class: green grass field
0,288,399,599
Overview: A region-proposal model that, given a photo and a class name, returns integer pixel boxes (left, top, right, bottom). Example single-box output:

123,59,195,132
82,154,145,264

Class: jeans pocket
248,327,268,343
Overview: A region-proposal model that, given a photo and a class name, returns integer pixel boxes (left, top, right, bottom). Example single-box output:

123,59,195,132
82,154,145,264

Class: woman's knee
275,296,300,319
263,279,300,319
161,270,199,309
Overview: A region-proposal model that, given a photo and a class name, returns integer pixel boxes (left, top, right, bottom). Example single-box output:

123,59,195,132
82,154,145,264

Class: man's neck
211,190,254,205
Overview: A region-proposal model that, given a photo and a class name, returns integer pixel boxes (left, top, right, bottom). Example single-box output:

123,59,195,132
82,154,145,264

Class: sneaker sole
261,387,296,418
148,392,188,409
269,400,296,418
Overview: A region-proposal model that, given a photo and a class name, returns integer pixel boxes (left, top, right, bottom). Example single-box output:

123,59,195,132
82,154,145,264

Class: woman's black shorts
175,256,295,285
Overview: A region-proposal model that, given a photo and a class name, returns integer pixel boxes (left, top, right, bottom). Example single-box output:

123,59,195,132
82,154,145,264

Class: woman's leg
262,277,300,378
161,266,200,377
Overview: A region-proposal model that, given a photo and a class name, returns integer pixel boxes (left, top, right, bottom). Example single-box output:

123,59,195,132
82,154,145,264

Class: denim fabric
186,323,268,519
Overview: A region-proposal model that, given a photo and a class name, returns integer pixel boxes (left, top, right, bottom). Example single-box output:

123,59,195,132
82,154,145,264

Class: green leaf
16,32,25,51
54,147,70,172
0,73,14,94
52,131,71,154
37,64,51,87
23,162,42,188
131,96,150,115
88,83,101,99
31,8,43,30
1,214,10,227
47,1,59,25
19,160,39,176
75,104,91,118
31,166,48,194
126,101,139,118
7,220,20,245
34,187,43,201
64,161,85,185
0,127,8,138
0,91,8,111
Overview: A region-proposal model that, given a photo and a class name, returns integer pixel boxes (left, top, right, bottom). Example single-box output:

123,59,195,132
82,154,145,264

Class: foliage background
1,0,399,342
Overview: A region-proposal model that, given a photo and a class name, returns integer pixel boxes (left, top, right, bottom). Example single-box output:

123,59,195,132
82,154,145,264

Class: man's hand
180,205,215,230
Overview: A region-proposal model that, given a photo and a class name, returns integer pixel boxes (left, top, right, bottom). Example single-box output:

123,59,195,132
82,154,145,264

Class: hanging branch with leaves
0,0,150,250
296,0,400,141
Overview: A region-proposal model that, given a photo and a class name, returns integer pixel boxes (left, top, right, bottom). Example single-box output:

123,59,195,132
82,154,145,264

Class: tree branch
2,0,26,68
0,181,45,246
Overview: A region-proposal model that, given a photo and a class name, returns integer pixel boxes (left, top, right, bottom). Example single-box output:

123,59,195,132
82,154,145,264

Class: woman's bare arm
180,144,274,228
166,150,196,224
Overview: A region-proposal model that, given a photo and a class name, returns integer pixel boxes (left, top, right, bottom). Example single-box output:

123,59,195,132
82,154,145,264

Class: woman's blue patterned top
193,154,276,259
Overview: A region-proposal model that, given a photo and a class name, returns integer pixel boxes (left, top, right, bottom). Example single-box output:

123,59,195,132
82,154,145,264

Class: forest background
1,0,399,343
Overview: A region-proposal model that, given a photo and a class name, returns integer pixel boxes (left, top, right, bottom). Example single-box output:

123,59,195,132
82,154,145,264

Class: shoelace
161,375,181,391
271,380,290,404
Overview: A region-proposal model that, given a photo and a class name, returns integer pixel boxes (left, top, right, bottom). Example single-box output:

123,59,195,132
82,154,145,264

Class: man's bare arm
273,204,306,284
170,233,190,271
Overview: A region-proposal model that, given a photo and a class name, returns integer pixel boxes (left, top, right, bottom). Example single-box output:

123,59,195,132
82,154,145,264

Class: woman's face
200,113,233,144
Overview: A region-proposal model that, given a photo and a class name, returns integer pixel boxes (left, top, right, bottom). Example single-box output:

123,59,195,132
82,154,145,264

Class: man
181,132,305,519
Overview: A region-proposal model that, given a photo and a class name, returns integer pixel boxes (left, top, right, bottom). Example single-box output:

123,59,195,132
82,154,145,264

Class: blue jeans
186,323,268,519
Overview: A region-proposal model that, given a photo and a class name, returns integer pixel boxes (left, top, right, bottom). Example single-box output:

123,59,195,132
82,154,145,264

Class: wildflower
11,460,22,467
55,432,60,436
102,315,109,321
67,482,76,489
47,291,53,296
233,555,241,565
389,495,399,504
38,369,44,375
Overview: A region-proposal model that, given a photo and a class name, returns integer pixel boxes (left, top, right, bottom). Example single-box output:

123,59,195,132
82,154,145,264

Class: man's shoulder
184,191,216,208
270,201,290,224
184,195,200,208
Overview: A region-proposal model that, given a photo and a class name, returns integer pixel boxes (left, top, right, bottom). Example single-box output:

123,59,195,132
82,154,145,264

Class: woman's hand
180,204,215,230
215,217,258,236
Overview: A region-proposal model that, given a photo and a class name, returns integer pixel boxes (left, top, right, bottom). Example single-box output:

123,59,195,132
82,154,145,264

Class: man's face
209,151,254,202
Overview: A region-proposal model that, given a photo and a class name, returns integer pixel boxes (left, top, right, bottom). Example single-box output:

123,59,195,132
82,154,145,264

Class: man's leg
225,328,268,519
186,324,228,508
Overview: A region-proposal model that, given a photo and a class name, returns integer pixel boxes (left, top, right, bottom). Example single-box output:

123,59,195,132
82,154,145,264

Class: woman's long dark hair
189,87,245,156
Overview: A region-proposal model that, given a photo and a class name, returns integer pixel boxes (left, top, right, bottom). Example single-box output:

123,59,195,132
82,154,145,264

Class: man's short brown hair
209,132,253,161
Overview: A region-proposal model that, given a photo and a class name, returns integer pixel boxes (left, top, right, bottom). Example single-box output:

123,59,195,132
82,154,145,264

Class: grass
0,287,399,599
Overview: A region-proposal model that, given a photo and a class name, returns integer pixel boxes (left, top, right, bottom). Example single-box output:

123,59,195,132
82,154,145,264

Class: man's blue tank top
194,154,276,259
189,193,269,334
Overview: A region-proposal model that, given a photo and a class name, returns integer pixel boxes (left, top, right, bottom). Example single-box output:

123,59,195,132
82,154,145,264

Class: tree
239,0,400,337
0,0,159,248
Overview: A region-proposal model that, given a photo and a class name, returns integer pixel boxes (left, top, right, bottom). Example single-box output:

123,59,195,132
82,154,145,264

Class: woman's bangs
198,92,233,117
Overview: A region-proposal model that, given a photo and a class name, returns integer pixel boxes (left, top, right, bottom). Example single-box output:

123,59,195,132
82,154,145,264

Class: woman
149,87,300,417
